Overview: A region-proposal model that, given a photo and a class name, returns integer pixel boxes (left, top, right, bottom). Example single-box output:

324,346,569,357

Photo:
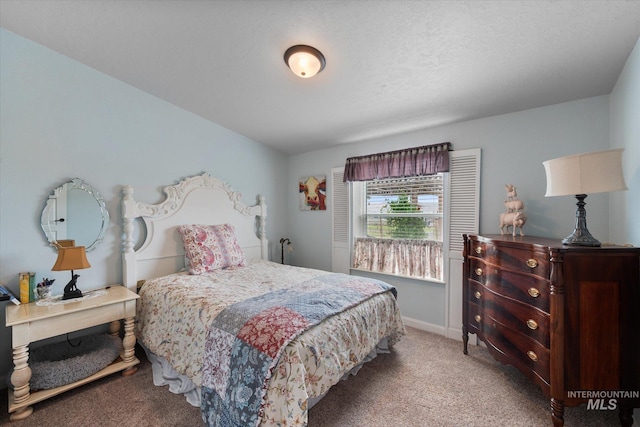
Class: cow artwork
299,175,326,210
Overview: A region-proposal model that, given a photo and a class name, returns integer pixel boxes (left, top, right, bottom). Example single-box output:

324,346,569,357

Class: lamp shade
52,246,91,272
543,148,627,197
55,239,76,248
284,45,325,78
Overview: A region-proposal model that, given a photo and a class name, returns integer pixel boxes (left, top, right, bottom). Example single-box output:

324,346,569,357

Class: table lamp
543,148,627,247
52,246,91,300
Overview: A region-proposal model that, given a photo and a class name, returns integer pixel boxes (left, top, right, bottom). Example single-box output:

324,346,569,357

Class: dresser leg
618,405,633,427
551,398,564,427
462,329,469,354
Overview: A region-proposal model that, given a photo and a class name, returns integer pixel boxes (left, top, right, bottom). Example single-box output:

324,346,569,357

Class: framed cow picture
299,175,326,210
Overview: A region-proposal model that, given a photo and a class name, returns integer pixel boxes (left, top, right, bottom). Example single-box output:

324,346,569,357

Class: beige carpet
0,327,627,426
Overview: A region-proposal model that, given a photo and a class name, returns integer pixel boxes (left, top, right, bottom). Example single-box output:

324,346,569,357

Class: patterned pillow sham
177,224,246,274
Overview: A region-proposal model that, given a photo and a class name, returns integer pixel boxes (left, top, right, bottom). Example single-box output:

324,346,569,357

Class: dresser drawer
470,240,549,278
481,312,550,385
469,280,550,348
468,259,550,313
466,301,483,336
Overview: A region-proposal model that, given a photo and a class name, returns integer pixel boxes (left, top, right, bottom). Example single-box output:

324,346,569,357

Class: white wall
610,36,640,246
0,30,288,381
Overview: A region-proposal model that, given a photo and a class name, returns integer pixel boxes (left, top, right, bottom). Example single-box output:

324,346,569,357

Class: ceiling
2,1,640,155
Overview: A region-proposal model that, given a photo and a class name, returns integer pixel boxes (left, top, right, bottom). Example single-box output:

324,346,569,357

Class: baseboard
401,316,446,336
445,326,463,342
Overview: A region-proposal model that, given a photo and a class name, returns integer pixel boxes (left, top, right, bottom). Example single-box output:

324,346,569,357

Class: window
364,175,443,241
352,174,444,281
333,148,480,284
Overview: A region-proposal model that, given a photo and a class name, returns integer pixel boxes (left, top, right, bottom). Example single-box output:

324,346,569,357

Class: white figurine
500,184,526,236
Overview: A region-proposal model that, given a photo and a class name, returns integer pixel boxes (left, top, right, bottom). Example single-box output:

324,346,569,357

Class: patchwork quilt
200,274,396,427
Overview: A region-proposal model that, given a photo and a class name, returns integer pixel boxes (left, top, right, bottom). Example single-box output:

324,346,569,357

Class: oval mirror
41,178,109,251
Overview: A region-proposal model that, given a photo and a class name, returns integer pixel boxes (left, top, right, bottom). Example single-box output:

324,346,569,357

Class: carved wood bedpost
122,185,137,293
258,195,268,260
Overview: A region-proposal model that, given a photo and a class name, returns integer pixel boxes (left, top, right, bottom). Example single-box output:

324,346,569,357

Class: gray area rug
29,334,122,390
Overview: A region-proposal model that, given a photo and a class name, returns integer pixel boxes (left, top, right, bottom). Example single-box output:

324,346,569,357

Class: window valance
343,142,451,182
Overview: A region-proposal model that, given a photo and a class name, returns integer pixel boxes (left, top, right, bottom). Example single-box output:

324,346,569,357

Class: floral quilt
136,260,404,426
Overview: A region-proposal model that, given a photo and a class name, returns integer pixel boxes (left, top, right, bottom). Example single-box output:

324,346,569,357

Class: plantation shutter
331,167,350,273
448,149,481,253
446,148,481,339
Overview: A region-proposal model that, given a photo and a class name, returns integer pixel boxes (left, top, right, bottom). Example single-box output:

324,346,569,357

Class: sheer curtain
352,238,444,281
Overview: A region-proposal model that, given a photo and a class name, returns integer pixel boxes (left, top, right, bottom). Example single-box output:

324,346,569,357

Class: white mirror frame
41,178,109,251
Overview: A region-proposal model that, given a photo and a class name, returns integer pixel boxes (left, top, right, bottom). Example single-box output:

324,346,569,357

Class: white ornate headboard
122,173,268,292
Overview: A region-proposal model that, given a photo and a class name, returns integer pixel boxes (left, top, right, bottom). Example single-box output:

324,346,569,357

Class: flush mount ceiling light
284,45,326,78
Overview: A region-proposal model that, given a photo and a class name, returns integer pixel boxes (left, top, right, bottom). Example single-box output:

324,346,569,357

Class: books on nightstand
0,284,21,305
19,272,35,303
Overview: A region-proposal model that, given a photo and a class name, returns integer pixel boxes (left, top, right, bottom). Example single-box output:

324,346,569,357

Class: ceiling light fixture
284,45,325,78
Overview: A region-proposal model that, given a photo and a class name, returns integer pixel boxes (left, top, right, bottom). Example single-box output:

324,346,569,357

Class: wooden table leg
109,319,121,337
9,344,33,420
121,316,137,376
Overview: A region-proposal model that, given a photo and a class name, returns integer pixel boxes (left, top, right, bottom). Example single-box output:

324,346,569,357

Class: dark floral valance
343,142,451,182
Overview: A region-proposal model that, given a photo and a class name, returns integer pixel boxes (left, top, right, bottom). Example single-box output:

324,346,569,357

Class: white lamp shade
543,148,627,197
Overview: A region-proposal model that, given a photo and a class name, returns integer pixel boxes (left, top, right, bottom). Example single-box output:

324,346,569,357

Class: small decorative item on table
19,272,36,303
36,278,55,300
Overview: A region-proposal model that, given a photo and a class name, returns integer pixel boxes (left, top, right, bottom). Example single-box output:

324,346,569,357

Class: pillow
177,224,246,274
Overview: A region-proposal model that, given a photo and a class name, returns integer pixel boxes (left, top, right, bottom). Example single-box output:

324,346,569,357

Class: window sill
350,268,445,285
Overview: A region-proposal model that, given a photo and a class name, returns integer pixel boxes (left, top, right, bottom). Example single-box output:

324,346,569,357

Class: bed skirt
141,336,390,410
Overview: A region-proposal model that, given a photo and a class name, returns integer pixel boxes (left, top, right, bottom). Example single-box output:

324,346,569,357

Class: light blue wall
286,95,614,326
610,36,640,245
0,29,288,380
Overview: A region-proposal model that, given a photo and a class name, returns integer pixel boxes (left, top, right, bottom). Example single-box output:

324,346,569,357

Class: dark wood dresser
462,234,640,427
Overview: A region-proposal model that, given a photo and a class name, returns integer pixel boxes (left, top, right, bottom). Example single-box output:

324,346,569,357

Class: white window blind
364,175,444,241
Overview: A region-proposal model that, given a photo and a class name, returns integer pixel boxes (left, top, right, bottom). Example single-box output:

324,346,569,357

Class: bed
121,173,405,426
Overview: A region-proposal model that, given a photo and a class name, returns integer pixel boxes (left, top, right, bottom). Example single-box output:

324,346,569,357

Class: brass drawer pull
475,246,483,254
526,319,538,330
526,258,538,268
474,315,481,323
474,291,482,300
528,287,540,298
474,268,483,277
527,351,538,362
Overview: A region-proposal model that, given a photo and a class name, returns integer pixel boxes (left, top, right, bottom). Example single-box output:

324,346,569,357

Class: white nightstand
5,285,140,421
